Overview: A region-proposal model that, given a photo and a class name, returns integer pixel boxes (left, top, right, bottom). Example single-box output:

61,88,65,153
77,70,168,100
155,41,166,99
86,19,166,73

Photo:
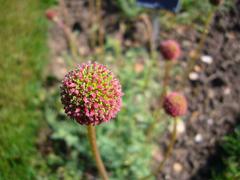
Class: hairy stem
87,125,109,180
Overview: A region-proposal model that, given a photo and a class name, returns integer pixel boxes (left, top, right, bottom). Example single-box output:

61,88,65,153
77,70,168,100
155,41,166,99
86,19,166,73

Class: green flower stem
142,118,177,180
146,61,173,140
180,6,218,89
87,125,109,180
160,61,172,100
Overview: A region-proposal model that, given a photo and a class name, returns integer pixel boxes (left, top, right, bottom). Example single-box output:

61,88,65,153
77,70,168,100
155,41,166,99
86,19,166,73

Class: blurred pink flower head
163,92,187,117
45,9,57,21
160,40,181,61
60,62,123,125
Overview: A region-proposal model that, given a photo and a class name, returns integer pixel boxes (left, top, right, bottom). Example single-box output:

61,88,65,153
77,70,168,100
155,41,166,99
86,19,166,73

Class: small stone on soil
223,87,231,95
173,162,183,173
176,119,186,135
201,55,213,64
189,72,199,81
168,119,186,136
194,134,203,143
194,65,202,72
226,32,236,40
208,89,215,98
207,118,214,126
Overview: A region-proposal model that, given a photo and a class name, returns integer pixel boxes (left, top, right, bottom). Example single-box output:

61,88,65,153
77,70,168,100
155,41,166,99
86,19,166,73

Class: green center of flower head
61,62,123,125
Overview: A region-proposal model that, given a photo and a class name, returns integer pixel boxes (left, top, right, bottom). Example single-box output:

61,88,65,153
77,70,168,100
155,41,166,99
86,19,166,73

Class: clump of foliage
212,125,240,180
115,0,219,26
116,0,142,18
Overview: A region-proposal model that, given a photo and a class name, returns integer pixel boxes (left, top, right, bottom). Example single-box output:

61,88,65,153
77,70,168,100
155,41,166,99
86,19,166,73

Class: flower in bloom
163,92,187,117
60,62,123,125
137,0,180,12
160,40,181,61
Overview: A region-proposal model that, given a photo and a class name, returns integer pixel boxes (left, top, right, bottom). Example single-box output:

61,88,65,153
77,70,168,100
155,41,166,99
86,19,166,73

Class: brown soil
158,1,240,179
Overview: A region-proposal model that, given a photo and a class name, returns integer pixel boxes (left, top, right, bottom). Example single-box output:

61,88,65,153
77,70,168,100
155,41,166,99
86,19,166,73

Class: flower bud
163,92,187,117
45,9,57,21
160,40,181,61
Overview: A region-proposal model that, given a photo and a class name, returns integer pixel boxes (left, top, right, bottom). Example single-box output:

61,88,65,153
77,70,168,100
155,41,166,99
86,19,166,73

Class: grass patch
0,0,53,179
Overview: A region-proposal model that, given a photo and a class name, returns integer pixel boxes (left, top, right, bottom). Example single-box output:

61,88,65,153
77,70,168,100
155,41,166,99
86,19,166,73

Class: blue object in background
137,0,180,12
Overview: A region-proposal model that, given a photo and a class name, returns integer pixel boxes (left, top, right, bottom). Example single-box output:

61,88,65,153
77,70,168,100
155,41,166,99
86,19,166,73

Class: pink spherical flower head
60,62,123,126
163,92,187,117
160,40,181,61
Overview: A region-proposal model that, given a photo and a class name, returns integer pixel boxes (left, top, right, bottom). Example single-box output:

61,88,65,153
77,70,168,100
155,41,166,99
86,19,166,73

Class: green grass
0,0,53,179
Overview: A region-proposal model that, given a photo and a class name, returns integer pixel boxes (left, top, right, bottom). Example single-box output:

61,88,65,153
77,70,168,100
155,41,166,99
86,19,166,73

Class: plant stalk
142,118,177,180
154,117,177,175
89,0,96,50
87,125,109,180
63,26,79,61
96,0,104,54
159,61,172,103
146,61,172,140
140,14,155,90
180,7,217,89
58,0,79,61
